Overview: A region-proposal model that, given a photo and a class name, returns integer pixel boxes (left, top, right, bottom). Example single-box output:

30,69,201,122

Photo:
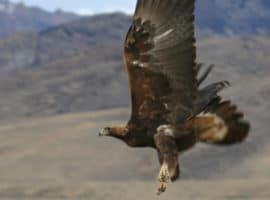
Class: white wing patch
154,29,174,42
197,112,228,142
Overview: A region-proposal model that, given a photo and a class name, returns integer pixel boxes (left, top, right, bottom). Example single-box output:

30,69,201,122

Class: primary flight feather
99,0,250,195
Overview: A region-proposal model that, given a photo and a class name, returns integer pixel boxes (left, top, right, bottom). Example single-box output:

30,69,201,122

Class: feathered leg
154,127,179,195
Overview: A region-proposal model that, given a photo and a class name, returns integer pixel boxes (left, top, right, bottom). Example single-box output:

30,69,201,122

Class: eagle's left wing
124,0,198,123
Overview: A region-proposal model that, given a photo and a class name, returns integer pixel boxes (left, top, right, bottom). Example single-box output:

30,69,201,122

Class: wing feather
125,0,197,123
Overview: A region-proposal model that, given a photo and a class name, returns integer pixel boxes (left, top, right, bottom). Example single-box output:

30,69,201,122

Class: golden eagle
99,0,250,195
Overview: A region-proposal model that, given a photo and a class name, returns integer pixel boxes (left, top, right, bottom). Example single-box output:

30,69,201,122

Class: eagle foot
157,182,167,195
157,164,171,195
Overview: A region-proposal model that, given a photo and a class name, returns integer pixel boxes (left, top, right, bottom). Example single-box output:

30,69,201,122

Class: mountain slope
1,0,270,38
1,2,270,72
196,0,270,35
0,13,130,71
0,34,269,121
0,0,78,37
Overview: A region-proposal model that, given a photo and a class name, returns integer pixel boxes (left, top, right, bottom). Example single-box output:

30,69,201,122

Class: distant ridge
196,0,270,35
0,13,131,71
0,0,78,37
0,1,269,121
1,0,270,38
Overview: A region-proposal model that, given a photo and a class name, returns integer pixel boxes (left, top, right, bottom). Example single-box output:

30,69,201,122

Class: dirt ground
0,108,269,199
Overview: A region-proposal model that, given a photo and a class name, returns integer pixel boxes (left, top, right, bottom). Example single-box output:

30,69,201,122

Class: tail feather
194,99,250,145
220,119,249,145
197,64,215,87
213,102,249,145
194,81,230,115
190,62,249,145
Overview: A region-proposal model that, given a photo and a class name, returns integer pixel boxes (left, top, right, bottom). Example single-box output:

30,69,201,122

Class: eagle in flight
99,0,250,195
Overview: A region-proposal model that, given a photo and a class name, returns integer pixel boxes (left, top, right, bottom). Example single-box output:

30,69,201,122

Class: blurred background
0,0,269,199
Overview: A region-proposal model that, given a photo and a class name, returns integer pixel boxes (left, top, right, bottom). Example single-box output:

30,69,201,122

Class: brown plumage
99,0,250,195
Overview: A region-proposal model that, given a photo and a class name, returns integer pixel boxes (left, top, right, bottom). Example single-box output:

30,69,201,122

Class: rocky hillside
1,0,270,38
196,0,270,35
0,2,269,121
0,13,130,71
0,33,269,121
0,0,78,37
1,0,270,72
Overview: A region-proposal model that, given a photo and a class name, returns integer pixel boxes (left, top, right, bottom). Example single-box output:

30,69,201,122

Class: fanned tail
193,98,250,145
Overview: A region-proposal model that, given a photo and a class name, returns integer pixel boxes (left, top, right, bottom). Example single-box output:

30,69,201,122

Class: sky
10,0,137,15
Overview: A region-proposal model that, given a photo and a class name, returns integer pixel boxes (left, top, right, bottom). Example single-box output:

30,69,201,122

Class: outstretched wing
124,0,198,123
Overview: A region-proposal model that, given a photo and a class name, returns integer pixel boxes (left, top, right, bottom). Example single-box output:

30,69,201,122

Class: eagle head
99,125,128,139
99,127,111,136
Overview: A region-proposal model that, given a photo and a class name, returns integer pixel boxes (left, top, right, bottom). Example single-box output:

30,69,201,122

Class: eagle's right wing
124,0,198,123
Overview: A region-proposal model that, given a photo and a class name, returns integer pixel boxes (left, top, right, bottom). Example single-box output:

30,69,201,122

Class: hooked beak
98,128,109,136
